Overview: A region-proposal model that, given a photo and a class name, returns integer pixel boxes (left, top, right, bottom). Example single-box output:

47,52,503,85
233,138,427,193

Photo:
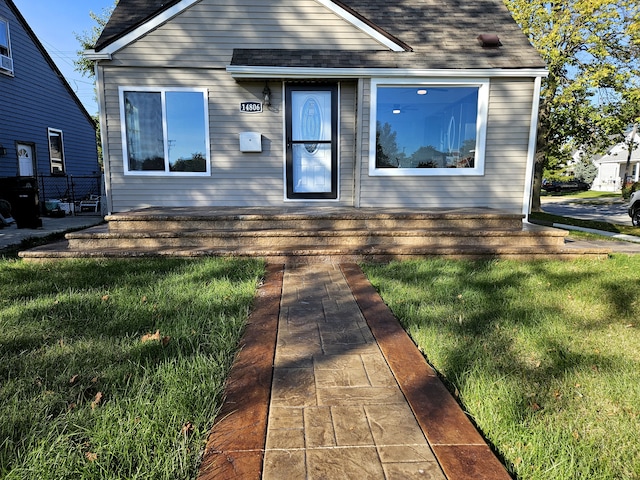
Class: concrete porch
18,206,611,262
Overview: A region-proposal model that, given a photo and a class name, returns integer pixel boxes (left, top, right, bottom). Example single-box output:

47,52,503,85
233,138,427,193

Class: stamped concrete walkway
198,264,511,480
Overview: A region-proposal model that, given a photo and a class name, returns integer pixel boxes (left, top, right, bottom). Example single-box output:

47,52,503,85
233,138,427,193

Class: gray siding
358,78,535,213
109,0,384,67
100,0,372,211
0,1,98,179
98,0,537,212
102,67,356,211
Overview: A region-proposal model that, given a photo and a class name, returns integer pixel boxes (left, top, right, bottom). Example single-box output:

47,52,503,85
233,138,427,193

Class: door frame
16,141,36,177
284,83,339,200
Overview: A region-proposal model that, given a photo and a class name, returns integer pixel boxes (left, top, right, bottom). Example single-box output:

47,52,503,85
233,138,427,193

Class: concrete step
20,240,609,263
65,227,567,250
104,207,525,233
17,207,612,262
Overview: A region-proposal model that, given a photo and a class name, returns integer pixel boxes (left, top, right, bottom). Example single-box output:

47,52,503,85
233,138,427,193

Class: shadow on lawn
363,258,640,474
0,257,264,478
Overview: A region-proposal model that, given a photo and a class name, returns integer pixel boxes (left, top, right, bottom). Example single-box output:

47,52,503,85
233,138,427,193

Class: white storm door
17,143,35,176
286,85,338,199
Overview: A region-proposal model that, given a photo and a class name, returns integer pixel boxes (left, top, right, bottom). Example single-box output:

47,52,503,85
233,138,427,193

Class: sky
12,0,115,115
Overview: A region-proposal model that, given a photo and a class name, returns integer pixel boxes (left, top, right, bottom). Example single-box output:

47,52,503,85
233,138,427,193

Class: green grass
541,190,621,199
362,257,640,480
529,212,640,237
0,257,265,479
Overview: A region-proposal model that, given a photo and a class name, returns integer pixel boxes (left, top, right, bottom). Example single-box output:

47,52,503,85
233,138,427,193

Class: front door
17,143,35,176
285,84,338,199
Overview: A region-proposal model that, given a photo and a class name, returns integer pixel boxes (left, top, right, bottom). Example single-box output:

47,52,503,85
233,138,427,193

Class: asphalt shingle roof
95,0,545,70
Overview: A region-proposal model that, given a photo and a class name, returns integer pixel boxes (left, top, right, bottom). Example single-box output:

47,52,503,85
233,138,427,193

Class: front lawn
363,256,640,480
0,258,264,479
542,190,621,200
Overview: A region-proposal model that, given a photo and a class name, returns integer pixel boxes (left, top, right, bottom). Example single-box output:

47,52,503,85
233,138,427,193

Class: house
85,0,546,216
590,131,640,192
0,0,100,216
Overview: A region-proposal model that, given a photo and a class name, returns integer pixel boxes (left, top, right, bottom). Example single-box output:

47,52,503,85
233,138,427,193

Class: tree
74,2,117,168
74,2,117,78
503,0,640,210
376,122,400,167
573,156,598,184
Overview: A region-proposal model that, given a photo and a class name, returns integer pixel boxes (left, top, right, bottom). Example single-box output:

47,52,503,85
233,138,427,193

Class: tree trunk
529,119,548,213
530,151,545,212
623,123,637,186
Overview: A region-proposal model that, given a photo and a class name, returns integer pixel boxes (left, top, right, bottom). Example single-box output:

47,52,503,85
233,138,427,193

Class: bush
621,181,640,200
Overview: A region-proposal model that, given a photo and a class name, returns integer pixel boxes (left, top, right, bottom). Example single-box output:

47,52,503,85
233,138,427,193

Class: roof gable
95,0,406,53
93,0,545,70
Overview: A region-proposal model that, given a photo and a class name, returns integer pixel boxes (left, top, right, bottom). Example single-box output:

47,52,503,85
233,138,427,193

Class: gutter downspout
523,76,543,219
354,78,364,208
94,61,112,215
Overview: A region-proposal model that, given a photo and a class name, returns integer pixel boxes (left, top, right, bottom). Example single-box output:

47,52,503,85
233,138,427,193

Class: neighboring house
86,0,546,215
0,0,99,206
590,132,640,192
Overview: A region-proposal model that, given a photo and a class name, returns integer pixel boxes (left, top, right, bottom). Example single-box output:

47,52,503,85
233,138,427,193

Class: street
540,196,631,226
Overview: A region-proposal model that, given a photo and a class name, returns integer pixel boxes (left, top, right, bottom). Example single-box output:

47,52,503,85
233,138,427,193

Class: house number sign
240,102,263,113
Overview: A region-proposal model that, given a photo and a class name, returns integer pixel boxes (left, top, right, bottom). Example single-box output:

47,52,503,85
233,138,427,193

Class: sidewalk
198,264,510,480
0,214,104,251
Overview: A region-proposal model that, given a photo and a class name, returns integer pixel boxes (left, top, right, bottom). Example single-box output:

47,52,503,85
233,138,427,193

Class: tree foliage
503,0,640,210
74,2,117,78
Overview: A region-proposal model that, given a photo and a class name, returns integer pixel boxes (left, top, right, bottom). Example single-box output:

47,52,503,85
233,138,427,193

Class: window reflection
375,86,479,169
123,89,208,174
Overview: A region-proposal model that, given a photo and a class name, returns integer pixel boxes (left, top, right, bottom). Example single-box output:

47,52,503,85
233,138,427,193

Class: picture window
369,79,489,176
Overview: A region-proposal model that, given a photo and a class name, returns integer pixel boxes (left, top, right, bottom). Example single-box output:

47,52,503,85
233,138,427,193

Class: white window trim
368,78,489,177
0,17,13,75
47,128,66,175
118,86,211,176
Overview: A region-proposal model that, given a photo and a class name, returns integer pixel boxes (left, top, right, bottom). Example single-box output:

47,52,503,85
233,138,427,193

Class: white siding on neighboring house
591,133,640,191
358,78,535,213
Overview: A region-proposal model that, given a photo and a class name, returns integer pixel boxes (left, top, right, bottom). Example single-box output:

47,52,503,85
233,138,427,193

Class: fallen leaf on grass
69,374,79,385
141,330,171,346
101,295,110,302
181,422,194,438
85,452,97,462
530,402,541,412
142,330,160,343
91,392,103,410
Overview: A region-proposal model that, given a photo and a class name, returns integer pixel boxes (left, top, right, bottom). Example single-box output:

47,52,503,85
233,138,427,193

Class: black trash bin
0,177,43,229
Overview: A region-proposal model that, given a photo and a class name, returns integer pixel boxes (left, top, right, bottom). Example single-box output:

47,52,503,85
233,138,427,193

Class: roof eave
226,65,549,80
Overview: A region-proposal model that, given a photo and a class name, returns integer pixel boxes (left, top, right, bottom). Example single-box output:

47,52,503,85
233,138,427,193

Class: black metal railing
38,174,104,215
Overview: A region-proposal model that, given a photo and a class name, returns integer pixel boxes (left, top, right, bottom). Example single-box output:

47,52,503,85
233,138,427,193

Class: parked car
542,180,591,192
628,191,640,226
